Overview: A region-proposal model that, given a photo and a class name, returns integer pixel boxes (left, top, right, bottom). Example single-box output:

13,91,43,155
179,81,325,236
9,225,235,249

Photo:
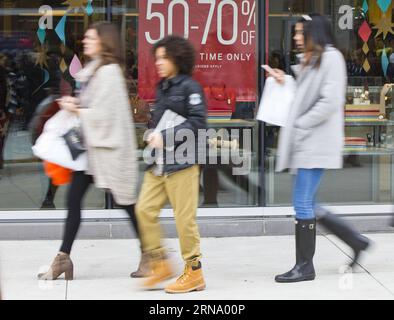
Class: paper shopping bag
256,75,296,127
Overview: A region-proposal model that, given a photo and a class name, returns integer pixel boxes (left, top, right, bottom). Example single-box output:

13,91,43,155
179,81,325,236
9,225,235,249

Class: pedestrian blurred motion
136,35,207,294
36,22,143,281
267,14,371,284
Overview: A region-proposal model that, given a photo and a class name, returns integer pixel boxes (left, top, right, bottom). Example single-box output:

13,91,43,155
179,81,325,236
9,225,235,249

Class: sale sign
138,0,257,106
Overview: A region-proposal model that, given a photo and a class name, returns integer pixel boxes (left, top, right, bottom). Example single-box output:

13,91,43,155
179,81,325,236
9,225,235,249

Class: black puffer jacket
148,74,207,175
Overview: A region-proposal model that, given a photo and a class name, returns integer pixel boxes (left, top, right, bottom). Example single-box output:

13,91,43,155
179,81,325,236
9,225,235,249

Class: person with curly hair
136,35,207,293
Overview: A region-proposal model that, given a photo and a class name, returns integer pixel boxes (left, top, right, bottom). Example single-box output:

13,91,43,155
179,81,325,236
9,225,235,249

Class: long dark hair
299,13,336,68
88,21,124,69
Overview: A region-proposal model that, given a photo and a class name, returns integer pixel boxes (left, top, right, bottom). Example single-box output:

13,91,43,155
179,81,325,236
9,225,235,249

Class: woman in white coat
271,14,370,283
38,22,143,280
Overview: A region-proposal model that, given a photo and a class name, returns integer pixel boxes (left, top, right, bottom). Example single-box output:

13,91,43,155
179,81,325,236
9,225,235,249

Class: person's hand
147,131,164,149
262,65,285,84
270,68,285,84
58,96,80,114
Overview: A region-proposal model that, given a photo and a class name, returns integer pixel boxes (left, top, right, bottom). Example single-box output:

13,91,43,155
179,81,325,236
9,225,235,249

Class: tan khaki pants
136,165,201,266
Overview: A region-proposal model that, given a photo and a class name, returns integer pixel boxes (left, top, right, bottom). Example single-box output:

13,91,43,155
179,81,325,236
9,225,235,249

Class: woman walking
38,22,144,280
272,14,370,283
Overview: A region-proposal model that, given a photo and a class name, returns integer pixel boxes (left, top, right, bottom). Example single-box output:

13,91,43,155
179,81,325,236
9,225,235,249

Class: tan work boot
37,253,74,280
165,263,206,294
142,258,174,289
130,252,151,278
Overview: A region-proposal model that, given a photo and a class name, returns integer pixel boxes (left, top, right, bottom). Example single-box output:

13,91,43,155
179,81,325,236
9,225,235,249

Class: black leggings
60,171,140,254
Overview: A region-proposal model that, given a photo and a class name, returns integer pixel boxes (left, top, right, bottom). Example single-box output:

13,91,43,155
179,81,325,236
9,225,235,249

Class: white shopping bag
147,109,186,176
154,109,186,132
32,110,88,171
256,75,296,127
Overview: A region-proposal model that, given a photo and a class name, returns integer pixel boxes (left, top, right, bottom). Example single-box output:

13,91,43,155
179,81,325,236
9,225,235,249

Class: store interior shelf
343,148,394,156
135,120,258,129
265,120,394,127
345,120,394,126
207,119,257,128
266,147,394,157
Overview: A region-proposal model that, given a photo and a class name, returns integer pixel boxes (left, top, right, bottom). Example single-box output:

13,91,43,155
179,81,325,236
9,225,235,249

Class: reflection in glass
0,0,105,210
265,0,394,206
112,0,260,208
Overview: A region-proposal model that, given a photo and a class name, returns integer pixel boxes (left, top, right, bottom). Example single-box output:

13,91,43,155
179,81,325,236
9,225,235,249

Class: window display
126,0,260,207
265,0,394,206
0,0,106,210
3,0,393,212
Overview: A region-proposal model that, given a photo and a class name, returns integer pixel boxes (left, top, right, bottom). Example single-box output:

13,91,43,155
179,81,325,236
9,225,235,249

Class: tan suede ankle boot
130,252,151,278
38,253,74,281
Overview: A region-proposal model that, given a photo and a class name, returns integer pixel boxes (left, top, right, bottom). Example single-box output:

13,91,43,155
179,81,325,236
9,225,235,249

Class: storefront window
0,0,105,210
0,0,260,211
265,0,394,206
2,0,394,212
114,0,260,208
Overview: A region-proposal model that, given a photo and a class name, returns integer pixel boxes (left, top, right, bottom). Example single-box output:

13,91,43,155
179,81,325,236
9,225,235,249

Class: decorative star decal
34,45,49,68
62,0,88,11
373,14,394,39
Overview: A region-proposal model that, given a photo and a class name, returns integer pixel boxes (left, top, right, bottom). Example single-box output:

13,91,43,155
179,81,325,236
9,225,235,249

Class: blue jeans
293,169,324,220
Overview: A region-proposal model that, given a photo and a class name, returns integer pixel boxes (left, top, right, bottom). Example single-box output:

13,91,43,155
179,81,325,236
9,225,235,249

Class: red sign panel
138,0,257,108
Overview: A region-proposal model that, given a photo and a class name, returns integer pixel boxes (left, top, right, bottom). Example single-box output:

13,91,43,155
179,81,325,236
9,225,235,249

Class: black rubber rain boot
275,218,316,283
316,207,370,268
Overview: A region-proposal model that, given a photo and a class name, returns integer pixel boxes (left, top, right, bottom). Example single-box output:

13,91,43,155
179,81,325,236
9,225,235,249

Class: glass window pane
265,0,394,206
0,0,106,210
112,0,260,208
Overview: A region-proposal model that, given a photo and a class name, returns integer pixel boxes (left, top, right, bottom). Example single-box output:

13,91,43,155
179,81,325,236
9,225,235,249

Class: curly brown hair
152,35,196,76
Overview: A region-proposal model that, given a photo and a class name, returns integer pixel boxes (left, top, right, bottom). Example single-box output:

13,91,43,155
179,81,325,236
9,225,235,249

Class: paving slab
326,233,394,296
0,236,393,300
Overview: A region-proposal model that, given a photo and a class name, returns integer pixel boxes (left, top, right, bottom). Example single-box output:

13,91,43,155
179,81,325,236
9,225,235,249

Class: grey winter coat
77,60,138,205
276,46,347,172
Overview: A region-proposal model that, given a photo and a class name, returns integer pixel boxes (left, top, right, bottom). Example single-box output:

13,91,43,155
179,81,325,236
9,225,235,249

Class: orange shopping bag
43,161,72,186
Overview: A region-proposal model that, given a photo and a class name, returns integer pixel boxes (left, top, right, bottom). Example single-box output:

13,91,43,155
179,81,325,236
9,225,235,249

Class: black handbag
63,126,86,160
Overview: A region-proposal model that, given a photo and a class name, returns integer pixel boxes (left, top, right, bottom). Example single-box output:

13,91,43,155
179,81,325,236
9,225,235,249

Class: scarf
75,58,102,86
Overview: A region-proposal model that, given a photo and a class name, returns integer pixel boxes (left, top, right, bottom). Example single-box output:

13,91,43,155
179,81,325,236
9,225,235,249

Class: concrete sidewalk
0,234,393,300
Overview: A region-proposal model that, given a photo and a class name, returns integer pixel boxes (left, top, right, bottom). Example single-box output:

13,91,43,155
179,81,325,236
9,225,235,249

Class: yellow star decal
62,0,88,10
34,45,49,68
373,14,394,39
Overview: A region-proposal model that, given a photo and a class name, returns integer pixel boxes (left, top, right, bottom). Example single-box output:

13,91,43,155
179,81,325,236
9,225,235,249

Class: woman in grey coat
38,22,143,280
271,14,370,283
